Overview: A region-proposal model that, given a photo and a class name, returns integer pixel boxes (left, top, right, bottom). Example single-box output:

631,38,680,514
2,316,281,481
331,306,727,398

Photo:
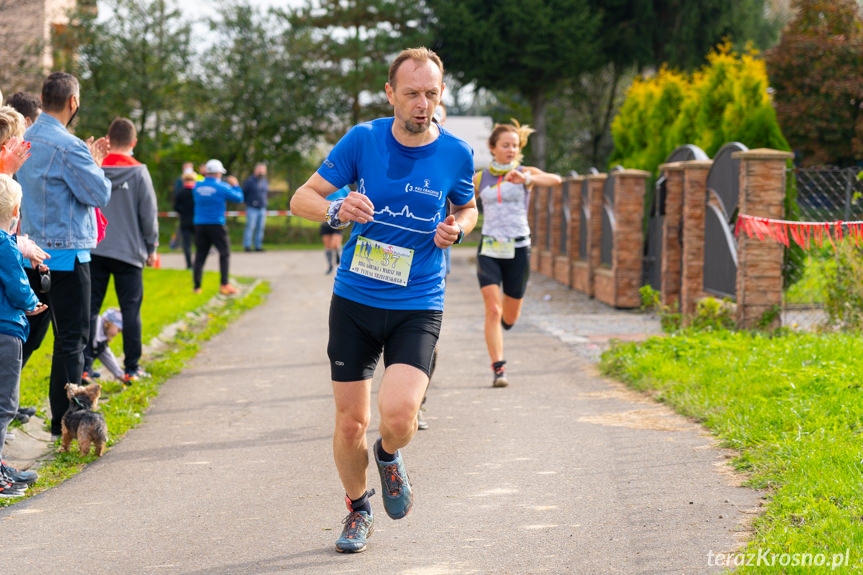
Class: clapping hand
0,137,31,175
86,136,110,167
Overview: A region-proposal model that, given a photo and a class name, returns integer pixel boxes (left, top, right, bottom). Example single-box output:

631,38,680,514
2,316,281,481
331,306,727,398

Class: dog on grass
60,382,108,457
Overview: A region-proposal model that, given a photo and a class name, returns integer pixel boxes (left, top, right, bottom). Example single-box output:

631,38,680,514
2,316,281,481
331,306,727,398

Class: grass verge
4,268,269,506
600,329,863,573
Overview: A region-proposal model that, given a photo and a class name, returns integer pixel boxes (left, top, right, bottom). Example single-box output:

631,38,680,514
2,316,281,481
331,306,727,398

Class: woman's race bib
350,236,414,286
480,237,516,259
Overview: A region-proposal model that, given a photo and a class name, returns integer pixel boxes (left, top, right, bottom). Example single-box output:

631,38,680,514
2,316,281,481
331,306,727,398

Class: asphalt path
1,247,762,574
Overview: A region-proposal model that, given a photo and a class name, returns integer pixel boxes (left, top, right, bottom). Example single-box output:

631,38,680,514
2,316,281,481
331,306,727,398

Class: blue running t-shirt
318,118,474,311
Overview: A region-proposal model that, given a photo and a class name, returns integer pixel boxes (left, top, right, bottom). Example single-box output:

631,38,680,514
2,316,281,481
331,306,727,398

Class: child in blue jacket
0,174,47,497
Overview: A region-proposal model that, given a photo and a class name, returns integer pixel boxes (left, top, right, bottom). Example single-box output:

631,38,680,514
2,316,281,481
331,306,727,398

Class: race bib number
350,236,414,286
480,237,516,259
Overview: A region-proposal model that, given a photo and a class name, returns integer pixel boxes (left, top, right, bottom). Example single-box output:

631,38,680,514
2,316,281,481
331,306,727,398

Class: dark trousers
193,224,231,288
88,255,144,376
23,260,91,436
179,225,194,269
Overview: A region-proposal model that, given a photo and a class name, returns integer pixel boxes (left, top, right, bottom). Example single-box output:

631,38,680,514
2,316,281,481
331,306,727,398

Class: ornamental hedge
610,42,790,174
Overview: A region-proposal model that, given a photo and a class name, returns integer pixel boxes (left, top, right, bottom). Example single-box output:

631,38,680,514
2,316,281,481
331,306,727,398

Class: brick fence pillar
566,176,585,289
679,160,713,323
658,162,684,309
530,183,548,272
572,174,607,296
734,149,793,329
551,181,571,285
539,185,555,277
594,170,650,308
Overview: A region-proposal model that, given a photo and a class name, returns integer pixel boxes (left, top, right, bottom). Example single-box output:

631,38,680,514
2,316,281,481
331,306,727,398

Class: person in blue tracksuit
192,159,243,295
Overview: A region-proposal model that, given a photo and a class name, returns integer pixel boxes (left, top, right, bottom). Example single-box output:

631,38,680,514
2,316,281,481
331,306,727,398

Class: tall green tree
189,2,324,178
639,0,782,72
68,0,192,198
288,0,433,135
70,0,191,157
430,0,782,171
766,0,863,167
429,0,601,169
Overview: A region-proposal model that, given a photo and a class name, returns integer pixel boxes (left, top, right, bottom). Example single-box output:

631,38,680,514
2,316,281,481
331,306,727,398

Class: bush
611,41,790,176
824,240,863,330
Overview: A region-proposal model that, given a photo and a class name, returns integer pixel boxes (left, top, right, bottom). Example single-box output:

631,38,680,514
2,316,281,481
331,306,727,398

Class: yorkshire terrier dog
60,382,108,457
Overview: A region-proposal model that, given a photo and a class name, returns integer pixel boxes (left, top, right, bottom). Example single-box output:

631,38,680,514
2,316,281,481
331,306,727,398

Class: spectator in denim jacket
16,72,111,438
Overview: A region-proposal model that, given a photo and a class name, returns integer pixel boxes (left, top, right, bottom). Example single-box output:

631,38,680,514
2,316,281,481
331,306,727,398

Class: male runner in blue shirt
291,47,478,553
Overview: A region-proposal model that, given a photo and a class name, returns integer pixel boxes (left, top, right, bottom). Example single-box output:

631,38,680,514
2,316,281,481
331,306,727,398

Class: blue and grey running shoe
374,438,413,519
335,510,374,553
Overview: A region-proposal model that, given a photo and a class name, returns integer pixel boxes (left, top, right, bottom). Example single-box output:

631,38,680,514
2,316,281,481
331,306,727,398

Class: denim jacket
18,113,112,249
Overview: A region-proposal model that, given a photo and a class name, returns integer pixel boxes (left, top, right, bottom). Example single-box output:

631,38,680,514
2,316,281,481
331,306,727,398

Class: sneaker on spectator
123,372,139,385
1,464,29,491
0,477,26,498
219,284,238,295
2,462,37,485
126,368,149,380
374,438,413,519
335,510,374,553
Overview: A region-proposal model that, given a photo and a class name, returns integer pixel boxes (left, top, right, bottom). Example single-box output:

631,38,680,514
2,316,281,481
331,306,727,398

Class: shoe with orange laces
374,438,412,519
219,284,238,295
335,491,376,553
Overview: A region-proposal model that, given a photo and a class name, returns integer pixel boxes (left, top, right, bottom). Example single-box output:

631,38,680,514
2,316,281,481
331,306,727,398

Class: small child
0,173,47,497
82,308,126,383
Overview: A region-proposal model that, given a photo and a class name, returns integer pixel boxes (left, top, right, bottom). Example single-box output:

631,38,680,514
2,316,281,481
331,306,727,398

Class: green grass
6,268,269,506
600,330,863,573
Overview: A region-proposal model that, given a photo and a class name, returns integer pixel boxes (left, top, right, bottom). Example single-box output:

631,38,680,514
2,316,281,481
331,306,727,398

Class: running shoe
374,438,412,519
335,510,374,553
1,462,37,485
0,477,25,498
492,360,509,388
219,284,238,295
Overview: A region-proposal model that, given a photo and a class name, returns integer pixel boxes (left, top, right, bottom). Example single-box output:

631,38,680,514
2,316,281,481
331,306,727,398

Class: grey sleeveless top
477,168,532,247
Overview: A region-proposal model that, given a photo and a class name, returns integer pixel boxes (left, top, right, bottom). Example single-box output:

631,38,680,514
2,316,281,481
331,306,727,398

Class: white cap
204,159,227,174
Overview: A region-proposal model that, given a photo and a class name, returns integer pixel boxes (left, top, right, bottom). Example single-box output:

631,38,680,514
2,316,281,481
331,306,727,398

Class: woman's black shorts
327,295,442,382
320,222,343,236
476,242,531,299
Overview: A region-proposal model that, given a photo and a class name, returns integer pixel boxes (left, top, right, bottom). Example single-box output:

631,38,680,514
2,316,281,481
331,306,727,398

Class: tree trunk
529,90,547,170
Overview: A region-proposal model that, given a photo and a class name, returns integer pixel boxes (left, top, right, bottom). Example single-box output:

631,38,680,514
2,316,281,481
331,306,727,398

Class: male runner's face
386,60,444,136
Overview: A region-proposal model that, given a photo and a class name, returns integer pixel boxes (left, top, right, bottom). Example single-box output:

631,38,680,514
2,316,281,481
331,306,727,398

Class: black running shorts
327,295,442,382
320,221,343,236
476,242,531,299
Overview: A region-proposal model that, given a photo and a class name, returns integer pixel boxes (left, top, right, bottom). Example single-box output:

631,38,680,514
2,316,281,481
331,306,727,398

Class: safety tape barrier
736,214,863,250
158,210,293,218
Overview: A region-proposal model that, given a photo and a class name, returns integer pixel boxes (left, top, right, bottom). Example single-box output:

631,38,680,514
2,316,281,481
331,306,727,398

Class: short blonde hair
0,106,26,149
0,173,23,221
